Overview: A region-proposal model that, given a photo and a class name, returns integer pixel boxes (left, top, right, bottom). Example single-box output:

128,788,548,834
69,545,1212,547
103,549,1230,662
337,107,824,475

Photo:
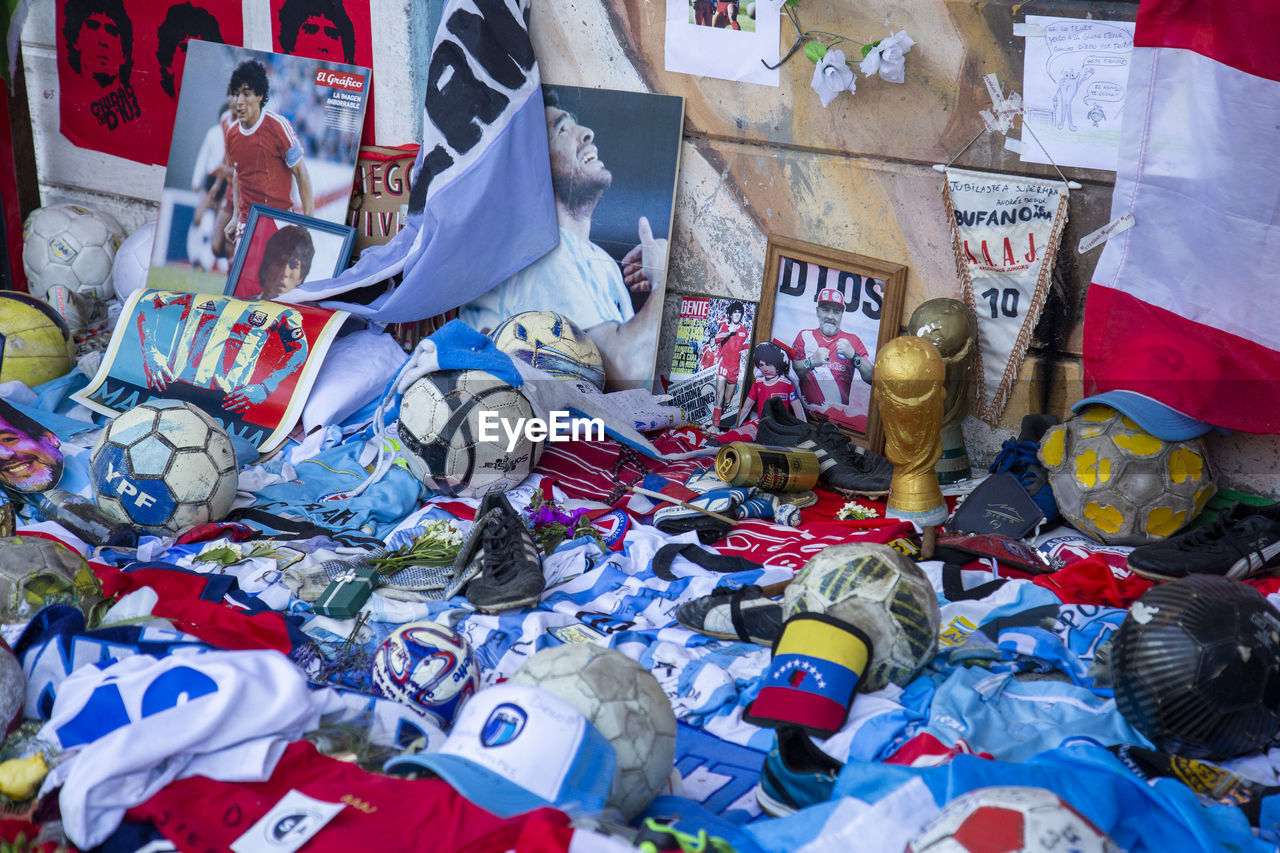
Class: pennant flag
943,167,1069,423
1083,0,1280,433
277,0,557,323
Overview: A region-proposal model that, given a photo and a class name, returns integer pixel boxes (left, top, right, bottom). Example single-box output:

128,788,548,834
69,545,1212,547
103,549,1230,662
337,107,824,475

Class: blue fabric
817,742,1270,853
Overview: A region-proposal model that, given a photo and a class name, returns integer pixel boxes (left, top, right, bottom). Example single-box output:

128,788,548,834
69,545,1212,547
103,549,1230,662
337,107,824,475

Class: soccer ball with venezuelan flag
1038,405,1216,546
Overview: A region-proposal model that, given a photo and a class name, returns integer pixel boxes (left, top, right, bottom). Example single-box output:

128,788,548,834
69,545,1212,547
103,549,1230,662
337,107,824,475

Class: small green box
314,567,379,619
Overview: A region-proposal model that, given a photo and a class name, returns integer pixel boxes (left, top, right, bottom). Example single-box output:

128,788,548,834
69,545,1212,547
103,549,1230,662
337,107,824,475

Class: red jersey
225,110,304,224
747,376,798,418
715,321,750,381
792,327,870,417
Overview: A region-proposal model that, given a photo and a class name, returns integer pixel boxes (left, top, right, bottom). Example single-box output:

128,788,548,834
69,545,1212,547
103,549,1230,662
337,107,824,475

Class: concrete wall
20,0,1280,496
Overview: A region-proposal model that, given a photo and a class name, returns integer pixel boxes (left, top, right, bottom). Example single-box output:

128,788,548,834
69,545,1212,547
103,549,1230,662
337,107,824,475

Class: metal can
714,442,821,492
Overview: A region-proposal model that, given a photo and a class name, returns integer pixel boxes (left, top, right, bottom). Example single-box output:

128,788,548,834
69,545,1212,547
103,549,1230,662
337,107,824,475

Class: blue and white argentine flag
277,0,558,323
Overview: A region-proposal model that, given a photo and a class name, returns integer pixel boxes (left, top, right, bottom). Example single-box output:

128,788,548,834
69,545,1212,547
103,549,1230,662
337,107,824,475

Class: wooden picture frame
754,235,907,452
225,205,356,302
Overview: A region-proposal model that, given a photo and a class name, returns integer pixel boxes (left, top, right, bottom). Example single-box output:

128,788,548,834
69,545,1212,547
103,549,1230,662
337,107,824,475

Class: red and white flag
1083,0,1280,433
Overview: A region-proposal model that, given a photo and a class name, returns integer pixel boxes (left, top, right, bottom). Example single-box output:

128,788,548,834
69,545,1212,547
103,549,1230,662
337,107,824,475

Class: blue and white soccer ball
371,621,480,730
22,204,126,301
89,400,239,536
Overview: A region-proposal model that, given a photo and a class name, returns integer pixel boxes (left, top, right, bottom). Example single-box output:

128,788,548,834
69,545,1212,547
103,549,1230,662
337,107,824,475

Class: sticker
1013,22,1046,36
230,790,344,853
1077,213,1137,254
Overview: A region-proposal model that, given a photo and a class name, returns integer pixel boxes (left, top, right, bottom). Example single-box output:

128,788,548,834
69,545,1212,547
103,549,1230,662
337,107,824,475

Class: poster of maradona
73,290,348,452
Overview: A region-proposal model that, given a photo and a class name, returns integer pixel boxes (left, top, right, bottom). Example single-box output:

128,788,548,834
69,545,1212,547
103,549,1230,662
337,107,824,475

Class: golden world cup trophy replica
873,336,949,534
906,299,977,485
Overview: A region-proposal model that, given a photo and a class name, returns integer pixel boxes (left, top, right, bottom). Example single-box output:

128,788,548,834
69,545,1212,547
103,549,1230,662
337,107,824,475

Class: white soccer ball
490,311,606,390
907,786,1120,852
89,400,239,536
112,220,157,301
511,644,677,820
371,621,480,730
22,204,126,301
784,543,940,692
397,369,543,497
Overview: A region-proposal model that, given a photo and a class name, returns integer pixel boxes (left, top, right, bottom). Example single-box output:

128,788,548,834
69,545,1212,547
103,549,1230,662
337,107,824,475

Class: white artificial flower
811,49,855,108
860,30,915,84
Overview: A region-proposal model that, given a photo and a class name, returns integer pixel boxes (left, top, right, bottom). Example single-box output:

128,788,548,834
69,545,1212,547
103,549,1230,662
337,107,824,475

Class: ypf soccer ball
490,311,606,390
22,204,126,301
371,621,480,730
1110,575,1280,760
907,786,1120,853
0,292,75,387
90,400,238,536
511,644,677,820
111,220,157,301
784,543,940,693
398,369,543,498
1039,405,1216,546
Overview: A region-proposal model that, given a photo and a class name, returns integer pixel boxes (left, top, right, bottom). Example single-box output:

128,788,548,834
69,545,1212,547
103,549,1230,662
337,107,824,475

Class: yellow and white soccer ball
490,311,606,391
0,292,75,387
22,204,126,301
1038,405,1216,546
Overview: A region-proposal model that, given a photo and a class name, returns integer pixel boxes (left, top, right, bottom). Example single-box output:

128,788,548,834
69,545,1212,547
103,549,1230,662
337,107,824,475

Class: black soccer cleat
457,492,546,612
755,398,892,497
1127,502,1280,582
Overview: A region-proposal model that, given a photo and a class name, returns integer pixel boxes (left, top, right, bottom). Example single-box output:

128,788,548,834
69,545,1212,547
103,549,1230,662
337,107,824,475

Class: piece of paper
73,289,349,452
665,0,780,86
1018,15,1135,172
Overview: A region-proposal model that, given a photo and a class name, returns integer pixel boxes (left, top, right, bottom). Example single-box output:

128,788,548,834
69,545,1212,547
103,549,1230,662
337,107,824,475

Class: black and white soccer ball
90,400,239,536
397,369,542,497
784,543,940,692
22,204,126,301
512,644,677,820
907,786,1120,852
1110,575,1280,760
490,311,606,390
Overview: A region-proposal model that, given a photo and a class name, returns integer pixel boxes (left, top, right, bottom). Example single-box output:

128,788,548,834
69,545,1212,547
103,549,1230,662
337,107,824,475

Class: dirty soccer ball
0,535,89,623
22,204,126,301
111,220,157,301
784,543,940,692
907,786,1120,853
0,292,75,387
490,311,606,390
511,644,677,820
397,369,542,498
371,621,480,730
1110,575,1280,760
1039,405,1216,546
90,400,238,536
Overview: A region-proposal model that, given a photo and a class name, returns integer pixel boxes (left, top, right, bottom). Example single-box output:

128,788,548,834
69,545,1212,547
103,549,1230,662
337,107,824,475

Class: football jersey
715,323,750,380
225,110,304,223
792,328,869,410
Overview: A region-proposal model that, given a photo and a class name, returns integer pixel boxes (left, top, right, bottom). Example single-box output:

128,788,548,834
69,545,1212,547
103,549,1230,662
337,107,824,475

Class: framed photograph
457,84,685,392
755,235,908,452
225,206,356,301
666,296,757,429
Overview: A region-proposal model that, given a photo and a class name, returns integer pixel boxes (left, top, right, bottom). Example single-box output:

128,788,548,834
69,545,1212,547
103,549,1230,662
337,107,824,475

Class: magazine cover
148,39,369,295
667,296,755,429
458,84,685,392
72,289,349,452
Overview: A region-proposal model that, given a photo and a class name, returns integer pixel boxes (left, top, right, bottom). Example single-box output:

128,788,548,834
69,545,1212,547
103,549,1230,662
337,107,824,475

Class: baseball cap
816,288,845,307
1071,389,1229,441
382,683,617,818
